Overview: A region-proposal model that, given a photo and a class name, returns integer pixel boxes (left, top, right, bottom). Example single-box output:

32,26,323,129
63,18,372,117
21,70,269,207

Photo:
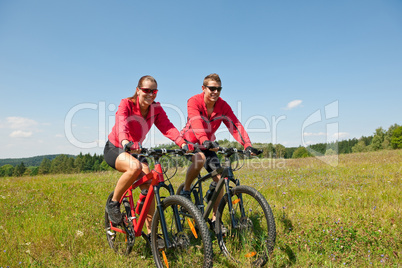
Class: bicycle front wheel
215,185,276,267
151,195,213,268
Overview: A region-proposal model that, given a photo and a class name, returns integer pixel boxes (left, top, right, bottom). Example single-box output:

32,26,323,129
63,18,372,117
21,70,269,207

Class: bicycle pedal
106,230,115,236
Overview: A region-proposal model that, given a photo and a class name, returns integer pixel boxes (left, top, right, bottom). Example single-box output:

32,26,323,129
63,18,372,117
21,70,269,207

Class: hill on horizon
0,154,75,167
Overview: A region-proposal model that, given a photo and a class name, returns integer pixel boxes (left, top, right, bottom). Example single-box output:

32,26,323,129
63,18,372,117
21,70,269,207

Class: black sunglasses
139,87,158,94
204,86,222,92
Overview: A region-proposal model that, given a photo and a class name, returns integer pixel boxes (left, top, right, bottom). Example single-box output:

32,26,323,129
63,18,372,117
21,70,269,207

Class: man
180,73,260,227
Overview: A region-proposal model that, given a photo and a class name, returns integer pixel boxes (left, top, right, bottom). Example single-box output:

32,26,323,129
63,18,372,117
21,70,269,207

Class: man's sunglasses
139,88,158,94
204,86,222,92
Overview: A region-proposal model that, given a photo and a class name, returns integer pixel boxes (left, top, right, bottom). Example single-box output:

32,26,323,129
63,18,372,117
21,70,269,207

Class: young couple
104,73,260,241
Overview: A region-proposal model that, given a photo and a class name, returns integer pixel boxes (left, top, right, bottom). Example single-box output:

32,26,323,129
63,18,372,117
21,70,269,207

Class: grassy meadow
0,150,401,267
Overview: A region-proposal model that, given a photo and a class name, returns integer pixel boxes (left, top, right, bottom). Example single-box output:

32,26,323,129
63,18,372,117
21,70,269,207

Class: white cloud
285,100,302,110
335,132,349,139
303,132,326,137
7,117,38,129
10,130,33,138
303,131,350,143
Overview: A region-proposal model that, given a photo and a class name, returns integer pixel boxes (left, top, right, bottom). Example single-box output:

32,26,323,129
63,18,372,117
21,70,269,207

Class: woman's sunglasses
204,86,222,92
139,88,158,94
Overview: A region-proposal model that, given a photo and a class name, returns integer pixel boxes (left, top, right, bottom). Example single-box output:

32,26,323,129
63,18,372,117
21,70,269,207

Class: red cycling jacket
180,92,252,149
108,98,185,148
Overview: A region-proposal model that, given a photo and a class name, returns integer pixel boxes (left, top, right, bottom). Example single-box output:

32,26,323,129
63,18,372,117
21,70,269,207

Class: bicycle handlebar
135,145,262,158
137,148,187,157
217,147,262,157
189,144,263,157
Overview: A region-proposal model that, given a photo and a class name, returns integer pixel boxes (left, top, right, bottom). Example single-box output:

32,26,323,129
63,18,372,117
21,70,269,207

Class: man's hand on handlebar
245,146,262,156
203,140,219,152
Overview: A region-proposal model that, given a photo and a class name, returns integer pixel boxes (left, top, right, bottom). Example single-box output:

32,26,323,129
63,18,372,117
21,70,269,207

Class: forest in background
1,123,401,177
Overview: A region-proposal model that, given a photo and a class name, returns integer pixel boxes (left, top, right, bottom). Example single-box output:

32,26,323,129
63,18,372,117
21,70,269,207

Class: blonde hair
128,75,158,103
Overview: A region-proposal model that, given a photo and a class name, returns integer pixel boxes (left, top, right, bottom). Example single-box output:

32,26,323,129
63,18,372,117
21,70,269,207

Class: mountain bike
176,146,276,267
105,148,213,268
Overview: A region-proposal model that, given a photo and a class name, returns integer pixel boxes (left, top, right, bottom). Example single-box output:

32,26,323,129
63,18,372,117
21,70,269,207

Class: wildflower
76,230,84,237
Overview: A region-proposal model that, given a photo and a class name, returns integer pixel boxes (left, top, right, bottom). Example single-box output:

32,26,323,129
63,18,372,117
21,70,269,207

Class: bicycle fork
154,182,187,250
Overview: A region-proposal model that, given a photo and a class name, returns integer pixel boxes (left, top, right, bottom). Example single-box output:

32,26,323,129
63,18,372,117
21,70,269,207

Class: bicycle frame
108,154,182,249
189,150,245,228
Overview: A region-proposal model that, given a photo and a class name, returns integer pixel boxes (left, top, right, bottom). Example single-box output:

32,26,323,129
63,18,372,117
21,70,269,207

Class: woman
104,75,189,239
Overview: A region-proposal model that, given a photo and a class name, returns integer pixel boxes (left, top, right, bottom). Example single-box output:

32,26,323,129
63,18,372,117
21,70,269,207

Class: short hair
203,73,221,86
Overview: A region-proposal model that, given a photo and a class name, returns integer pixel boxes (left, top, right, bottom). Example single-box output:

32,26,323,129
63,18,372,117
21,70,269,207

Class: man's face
202,80,221,104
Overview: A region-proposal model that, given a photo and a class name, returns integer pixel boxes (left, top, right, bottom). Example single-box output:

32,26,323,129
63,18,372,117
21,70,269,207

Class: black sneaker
106,200,122,225
146,233,165,249
180,189,192,201
209,219,228,235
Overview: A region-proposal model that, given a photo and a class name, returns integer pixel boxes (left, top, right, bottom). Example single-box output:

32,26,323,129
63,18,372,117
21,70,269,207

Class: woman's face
136,80,158,107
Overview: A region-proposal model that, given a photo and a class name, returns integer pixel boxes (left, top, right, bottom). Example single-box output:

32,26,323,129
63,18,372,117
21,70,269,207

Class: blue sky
1,0,401,158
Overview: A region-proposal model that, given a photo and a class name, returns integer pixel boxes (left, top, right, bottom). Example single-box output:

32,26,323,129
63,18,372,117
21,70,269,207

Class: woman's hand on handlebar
181,143,194,153
122,140,142,154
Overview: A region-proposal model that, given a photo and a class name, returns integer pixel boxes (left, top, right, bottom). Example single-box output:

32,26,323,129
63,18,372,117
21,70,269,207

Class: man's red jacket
180,92,251,149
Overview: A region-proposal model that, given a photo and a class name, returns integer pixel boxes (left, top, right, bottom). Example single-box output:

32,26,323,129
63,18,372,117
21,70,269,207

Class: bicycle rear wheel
215,185,276,267
104,191,135,255
151,195,213,268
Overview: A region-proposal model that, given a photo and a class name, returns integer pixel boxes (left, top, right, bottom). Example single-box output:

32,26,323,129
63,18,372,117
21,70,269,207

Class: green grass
1,150,401,267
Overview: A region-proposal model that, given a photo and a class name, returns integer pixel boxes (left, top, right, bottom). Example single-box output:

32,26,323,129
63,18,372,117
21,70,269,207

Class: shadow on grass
273,242,297,267
282,244,296,264
275,213,297,266
280,212,294,233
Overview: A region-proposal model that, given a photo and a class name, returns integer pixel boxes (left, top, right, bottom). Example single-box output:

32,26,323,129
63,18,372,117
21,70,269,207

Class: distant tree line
0,154,66,167
1,123,401,177
0,153,112,177
285,123,402,159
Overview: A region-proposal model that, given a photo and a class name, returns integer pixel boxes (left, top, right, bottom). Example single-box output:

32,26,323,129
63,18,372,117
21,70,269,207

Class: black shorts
186,148,221,173
103,140,148,170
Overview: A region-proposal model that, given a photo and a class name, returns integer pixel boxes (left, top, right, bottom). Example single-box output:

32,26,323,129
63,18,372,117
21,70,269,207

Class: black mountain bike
105,148,213,268
177,147,276,267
